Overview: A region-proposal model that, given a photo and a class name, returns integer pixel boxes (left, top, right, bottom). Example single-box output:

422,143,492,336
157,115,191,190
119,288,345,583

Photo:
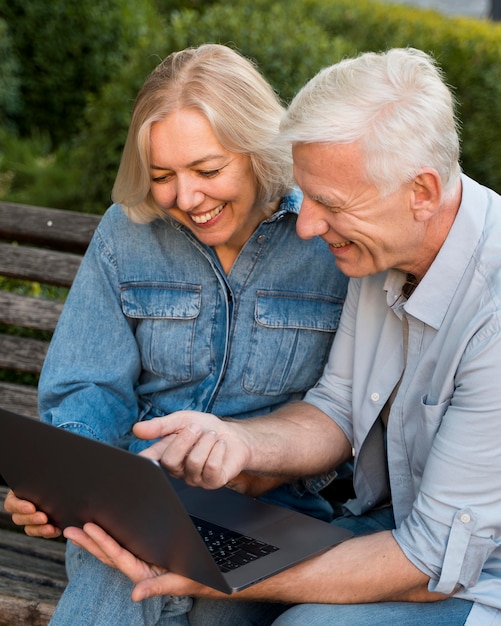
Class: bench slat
0,335,48,373
0,487,67,626
0,383,38,418
0,525,66,626
0,292,63,331
0,587,59,626
0,243,81,287
0,201,100,252
0,202,101,625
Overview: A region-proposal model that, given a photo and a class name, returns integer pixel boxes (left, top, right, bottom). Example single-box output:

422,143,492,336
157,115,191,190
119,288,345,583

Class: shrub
0,18,20,128
0,0,158,147
27,2,354,213
250,0,501,192
4,0,501,208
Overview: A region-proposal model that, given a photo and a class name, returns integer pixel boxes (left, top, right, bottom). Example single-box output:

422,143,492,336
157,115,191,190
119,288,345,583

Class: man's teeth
191,204,225,224
331,241,351,248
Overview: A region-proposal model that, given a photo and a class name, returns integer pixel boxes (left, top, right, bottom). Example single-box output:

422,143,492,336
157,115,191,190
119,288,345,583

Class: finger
192,437,232,489
157,423,205,477
24,523,62,539
11,510,48,527
70,523,165,583
182,430,220,484
133,414,193,440
3,491,36,515
64,526,116,567
132,571,205,602
138,434,179,461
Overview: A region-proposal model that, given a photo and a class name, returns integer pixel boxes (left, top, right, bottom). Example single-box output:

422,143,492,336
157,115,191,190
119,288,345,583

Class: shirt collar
386,175,487,329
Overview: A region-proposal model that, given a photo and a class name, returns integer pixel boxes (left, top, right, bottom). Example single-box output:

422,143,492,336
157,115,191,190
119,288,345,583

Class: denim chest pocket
121,283,203,383
243,291,342,396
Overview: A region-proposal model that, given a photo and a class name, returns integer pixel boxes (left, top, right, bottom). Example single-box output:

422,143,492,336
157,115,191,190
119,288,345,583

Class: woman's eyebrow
150,154,226,170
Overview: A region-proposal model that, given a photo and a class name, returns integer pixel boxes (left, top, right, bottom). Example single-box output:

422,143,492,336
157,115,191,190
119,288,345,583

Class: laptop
0,408,352,593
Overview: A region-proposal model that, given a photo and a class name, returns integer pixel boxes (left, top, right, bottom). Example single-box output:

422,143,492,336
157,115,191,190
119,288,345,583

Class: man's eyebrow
309,193,339,206
150,154,226,170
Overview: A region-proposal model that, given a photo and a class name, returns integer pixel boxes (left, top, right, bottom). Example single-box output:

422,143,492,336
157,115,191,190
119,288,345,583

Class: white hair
281,48,461,199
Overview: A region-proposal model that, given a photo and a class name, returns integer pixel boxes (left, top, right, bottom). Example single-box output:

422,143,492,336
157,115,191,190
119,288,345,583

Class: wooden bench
0,201,100,624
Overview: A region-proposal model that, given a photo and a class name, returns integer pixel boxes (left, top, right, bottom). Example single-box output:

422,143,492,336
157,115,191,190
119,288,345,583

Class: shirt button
460,513,471,524
257,235,266,243
370,392,380,402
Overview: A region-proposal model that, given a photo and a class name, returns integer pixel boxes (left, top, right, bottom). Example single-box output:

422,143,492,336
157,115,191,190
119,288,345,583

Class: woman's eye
151,174,173,183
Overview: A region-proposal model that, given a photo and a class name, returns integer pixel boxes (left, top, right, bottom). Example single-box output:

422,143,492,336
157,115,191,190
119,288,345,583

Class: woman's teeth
191,204,225,224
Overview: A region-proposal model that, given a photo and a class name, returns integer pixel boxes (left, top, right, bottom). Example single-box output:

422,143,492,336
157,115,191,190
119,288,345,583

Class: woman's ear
411,169,442,222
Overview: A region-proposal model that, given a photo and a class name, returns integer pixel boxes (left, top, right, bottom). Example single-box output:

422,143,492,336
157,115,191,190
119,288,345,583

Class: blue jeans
188,508,473,626
188,596,473,626
49,542,192,626
49,507,473,626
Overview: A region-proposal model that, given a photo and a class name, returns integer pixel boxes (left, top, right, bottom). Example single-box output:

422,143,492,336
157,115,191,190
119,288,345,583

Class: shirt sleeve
38,226,142,445
394,313,501,594
303,278,359,444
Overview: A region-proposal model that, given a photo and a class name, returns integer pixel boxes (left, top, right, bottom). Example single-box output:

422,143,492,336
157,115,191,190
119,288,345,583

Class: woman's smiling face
149,109,267,265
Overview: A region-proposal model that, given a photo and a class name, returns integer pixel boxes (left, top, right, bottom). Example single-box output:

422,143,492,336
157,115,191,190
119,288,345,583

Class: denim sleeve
38,227,142,445
393,319,501,594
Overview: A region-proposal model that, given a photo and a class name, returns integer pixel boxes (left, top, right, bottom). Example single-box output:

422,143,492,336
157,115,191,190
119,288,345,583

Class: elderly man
62,48,501,625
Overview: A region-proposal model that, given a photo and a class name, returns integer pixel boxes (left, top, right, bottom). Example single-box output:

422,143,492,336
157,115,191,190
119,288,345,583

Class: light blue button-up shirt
305,175,501,622
39,190,348,519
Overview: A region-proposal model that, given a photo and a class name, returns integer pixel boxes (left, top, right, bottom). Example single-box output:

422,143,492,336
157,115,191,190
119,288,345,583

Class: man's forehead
292,142,364,188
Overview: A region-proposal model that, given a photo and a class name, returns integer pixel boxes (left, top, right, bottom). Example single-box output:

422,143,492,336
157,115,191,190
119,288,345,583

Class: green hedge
3,0,501,211
0,0,160,147
239,0,501,194
4,2,355,212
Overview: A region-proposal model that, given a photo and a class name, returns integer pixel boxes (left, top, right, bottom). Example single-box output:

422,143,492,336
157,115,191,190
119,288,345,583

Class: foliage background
1,0,501,214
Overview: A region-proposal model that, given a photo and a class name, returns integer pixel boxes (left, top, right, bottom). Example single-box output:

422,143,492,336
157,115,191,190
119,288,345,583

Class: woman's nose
175,177,205,211
296,199,330,240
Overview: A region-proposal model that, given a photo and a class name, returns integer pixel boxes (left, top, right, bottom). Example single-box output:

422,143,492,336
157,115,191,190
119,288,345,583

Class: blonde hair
112,44,293,222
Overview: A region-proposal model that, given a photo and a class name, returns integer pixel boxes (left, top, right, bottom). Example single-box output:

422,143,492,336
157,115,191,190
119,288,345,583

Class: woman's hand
3,490,62,538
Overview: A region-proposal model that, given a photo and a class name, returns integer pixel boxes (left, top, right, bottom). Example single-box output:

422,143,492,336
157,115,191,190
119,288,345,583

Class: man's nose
175,176,204,211
296,200,330,240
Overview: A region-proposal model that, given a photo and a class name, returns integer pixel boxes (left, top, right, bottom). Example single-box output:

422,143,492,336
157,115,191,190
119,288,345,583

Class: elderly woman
4,44,348,625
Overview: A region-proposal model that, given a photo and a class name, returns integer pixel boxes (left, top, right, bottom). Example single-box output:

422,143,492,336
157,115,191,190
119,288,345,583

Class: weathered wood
0,292,63,331
0,335,48,373
0,383,38,418
0,201,100,253
0,202,100,623
0,489,67,626
0,525,66,626
0,243,81,287
0,590,57,626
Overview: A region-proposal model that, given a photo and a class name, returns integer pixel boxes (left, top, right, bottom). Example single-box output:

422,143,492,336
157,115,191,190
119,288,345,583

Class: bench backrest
0,201,101,418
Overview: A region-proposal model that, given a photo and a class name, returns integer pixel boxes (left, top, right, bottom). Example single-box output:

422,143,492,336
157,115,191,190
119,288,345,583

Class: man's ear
411,169,442,222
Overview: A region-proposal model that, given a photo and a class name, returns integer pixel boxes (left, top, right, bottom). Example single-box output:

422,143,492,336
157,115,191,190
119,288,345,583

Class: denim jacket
39,190,348,518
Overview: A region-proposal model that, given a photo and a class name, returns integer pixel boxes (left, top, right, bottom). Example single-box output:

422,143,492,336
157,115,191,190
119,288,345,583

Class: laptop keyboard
191,516,279,573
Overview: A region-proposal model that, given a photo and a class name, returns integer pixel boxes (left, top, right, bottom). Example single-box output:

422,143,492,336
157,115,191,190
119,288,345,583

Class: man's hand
64,523,223,602
3,490,62,538
135,411,253,490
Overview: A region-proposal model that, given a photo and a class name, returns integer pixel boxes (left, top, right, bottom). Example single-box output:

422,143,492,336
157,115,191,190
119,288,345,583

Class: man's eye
199,169,220,178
